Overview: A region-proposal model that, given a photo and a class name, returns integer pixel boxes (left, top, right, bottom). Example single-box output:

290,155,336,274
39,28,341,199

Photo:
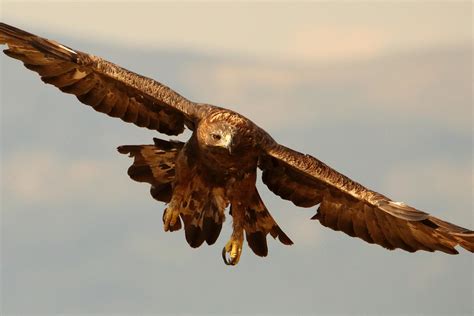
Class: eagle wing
259,142,474,254
0,22,200,135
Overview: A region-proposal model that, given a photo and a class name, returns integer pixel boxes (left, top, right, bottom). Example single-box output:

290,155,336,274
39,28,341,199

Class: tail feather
119,137,227,246
181,187,227,247
244,189,293,257
118,137,295,254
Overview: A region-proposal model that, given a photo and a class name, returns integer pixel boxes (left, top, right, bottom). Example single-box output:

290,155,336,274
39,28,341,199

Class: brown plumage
1,22,472,265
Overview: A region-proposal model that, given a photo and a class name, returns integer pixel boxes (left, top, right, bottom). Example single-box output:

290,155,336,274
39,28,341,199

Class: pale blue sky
1,2,472,315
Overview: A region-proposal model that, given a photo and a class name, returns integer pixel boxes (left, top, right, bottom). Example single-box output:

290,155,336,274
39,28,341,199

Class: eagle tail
243,189,293,257
117,137,184,203
181,187,227,248
118,137,227,246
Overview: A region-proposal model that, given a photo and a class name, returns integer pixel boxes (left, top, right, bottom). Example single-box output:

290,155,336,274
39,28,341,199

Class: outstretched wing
259,142,473,254
0,22,200,135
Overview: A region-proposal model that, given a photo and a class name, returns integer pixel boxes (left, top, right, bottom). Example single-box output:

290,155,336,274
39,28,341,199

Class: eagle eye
211,133,221,141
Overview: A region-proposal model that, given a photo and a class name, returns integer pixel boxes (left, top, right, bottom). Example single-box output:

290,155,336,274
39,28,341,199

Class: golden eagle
1,22,472,265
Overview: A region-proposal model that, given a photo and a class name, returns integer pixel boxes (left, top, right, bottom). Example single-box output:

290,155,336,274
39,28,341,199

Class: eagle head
198,121,237,154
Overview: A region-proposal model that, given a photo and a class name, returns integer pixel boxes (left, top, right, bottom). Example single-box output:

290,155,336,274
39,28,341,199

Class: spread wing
0,22,200,135
259,142,474,254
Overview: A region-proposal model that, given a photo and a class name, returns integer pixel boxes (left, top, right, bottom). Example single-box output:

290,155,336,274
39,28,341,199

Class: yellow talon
163,207,180,232
222,236,243,266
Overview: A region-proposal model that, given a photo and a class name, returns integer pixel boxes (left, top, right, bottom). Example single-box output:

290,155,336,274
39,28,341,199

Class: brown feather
261,143,473,254
167,143,228,248
117,138,184,203
243,188,293,257
1,22,196,136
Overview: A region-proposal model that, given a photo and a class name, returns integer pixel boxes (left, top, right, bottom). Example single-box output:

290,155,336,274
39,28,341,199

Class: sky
1,1,473,315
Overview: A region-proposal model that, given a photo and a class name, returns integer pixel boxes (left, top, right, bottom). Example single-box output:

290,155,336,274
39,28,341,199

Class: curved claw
163,207,181,232
221,238,243,266
222,246,234,265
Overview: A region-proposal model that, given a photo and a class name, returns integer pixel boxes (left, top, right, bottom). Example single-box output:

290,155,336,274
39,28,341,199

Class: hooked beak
221,133,233,155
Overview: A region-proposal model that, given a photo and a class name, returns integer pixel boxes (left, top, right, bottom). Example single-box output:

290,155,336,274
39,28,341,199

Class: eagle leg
222,204,244,266
163,199,182,232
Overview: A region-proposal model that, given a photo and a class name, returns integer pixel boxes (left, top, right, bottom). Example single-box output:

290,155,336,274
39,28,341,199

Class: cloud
212,63,299,90
180,45,471,134
383,159,472,224
125,230,193,264
285,26,388,62
180,62,301,128
285,216,326,249
2,150,135,208
2,2,470,63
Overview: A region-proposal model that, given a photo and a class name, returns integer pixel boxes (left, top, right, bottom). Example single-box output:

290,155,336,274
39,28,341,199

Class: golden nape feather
2,22,472,266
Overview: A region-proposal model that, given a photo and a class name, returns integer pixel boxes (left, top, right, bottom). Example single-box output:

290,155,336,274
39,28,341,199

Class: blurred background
1,1,472,315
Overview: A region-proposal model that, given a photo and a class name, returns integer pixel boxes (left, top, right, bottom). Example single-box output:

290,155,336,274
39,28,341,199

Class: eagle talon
163,207,180,232
222,246,233,265
222,238,243,266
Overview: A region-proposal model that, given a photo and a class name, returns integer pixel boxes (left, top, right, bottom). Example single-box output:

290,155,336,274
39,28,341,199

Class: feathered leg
222,203,245,265
222,172,293,265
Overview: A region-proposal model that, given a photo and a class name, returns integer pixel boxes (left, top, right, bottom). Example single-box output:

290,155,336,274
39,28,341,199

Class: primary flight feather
1,22,472,265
